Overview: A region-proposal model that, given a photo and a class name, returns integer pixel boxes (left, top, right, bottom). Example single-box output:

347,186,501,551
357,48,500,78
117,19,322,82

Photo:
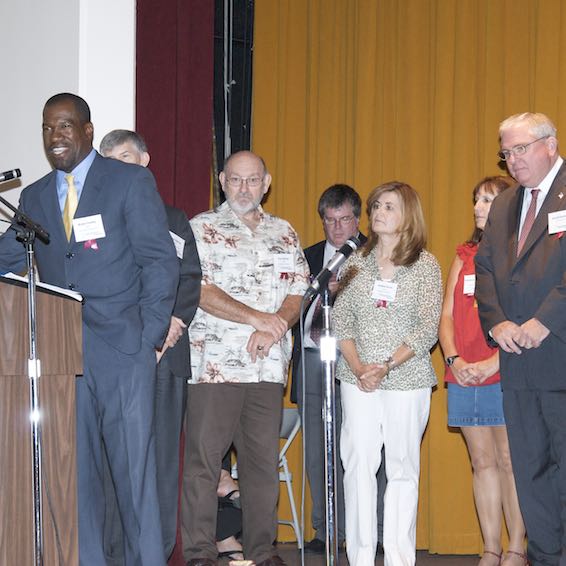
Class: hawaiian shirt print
189,202,309,384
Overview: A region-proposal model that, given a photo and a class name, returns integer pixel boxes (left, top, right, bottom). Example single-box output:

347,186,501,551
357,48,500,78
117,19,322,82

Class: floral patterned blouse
189,201,309,384
333,249,442,390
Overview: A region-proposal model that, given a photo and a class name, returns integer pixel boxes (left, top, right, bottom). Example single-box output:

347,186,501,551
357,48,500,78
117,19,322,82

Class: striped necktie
517,188,540,256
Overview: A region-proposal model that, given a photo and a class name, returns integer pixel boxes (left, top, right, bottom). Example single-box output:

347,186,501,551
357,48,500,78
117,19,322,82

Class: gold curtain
252,0,566,554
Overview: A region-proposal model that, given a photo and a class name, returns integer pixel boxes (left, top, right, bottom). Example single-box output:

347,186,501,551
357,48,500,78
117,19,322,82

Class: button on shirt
189,201,310,384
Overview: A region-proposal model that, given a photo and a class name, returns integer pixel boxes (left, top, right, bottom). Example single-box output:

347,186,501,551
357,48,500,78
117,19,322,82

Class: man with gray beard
181,151,309,566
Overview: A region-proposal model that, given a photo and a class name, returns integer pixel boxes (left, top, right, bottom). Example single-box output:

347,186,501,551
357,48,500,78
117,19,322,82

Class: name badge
371,280,397,302
169,231,185,259
73,214,106,242
463,274,475,295
274,253,294,273
548,210,566,234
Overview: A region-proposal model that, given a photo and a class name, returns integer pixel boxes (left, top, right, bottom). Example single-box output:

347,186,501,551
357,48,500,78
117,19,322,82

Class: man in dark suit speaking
476,113,566,566
0,93,179,565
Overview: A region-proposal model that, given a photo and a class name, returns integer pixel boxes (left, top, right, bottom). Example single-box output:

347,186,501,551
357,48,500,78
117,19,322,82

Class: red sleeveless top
444,243,500,385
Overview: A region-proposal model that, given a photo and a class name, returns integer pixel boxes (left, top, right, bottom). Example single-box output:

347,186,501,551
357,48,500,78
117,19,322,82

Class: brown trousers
181,382,283,563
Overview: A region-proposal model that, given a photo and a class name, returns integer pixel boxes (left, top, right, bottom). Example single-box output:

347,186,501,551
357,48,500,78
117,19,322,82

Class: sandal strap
217,550,244,559
504,550,528,565
483,549,502,563
218,489,240,503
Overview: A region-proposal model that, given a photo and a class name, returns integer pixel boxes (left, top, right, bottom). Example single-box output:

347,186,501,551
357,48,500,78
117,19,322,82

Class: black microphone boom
0,169,22,183
305,236,360,299
0,171,51,244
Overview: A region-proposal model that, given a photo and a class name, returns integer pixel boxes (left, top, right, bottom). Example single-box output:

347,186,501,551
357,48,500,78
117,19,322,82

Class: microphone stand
302,237,358,565
0,192,50,566
319,287,339,566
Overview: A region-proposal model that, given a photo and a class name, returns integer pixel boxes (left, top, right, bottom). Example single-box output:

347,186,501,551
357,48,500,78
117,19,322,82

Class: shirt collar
324,231,361,261
56,148,97,199
526,156,564,200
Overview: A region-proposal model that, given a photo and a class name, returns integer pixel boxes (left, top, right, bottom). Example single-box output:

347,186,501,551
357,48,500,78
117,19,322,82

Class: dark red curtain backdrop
136,0,214,219
136,3,213,564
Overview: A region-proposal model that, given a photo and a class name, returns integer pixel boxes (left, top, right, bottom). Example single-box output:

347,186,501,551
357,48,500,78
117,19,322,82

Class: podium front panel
0,278,81,564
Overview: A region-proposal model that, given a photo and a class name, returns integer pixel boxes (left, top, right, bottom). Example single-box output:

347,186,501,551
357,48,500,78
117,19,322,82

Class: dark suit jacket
0,153,179,354
475,161,566,391
290,234,367,402
162,205,201,377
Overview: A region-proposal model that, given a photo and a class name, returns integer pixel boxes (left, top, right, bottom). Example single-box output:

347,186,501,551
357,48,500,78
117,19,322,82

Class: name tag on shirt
548,210,566,234
371,280,397,302
169,231,185,259
463,274,475,295
73,214,106,242
274,253,294,273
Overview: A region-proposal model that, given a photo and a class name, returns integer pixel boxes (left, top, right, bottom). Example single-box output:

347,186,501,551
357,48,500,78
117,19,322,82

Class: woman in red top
440,176,526,566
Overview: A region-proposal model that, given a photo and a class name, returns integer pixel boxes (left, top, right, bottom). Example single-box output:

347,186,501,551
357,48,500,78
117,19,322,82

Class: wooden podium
0,276,83,565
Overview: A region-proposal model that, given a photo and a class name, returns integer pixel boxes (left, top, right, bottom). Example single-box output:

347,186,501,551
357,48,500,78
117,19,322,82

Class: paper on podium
1,272,83,302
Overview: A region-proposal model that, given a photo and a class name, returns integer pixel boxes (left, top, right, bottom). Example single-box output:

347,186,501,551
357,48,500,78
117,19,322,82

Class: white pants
340,383,431,566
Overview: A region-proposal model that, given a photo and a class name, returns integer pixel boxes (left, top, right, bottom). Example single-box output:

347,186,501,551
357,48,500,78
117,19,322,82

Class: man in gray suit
476,112,566,566
100,129,202,562
0,94,179,565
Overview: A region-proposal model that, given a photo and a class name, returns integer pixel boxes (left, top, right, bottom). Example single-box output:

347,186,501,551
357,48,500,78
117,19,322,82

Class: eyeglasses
323,215,356,227
226,175,264,188
497,136,549,161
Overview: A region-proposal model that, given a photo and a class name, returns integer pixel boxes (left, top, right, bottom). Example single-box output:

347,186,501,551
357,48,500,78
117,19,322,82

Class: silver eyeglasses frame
498,136,549,161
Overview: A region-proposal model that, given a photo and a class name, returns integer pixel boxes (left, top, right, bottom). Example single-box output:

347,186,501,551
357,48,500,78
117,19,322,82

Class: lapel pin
560,192,564,199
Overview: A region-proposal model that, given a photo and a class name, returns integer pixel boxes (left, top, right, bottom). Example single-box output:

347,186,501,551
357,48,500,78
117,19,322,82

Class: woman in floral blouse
333,181,442,566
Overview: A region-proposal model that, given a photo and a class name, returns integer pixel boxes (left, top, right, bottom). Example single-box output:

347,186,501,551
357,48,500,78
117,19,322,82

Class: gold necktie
63,174,78,241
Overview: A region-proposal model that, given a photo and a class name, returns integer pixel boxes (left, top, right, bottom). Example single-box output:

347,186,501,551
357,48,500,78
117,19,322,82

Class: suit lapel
75,153,105,219
504,187,523,267
38,172,67,245
516,163,566,261
312,242,325,273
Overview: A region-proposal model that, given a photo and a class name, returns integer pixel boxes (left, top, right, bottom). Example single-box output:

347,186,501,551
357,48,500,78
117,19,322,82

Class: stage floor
222,544,481,565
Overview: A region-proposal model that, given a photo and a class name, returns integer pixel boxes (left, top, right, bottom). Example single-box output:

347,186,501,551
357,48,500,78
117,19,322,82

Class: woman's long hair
362,181,426,267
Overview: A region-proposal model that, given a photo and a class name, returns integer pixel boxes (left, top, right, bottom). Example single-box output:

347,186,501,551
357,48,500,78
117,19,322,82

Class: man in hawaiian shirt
181,151,309,566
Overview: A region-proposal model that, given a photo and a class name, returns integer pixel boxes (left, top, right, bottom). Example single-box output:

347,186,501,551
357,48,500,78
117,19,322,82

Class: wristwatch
446,355,460,366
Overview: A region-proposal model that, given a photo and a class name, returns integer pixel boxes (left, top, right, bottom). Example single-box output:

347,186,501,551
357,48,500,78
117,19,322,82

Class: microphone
305,236,361,299
0,169,22,183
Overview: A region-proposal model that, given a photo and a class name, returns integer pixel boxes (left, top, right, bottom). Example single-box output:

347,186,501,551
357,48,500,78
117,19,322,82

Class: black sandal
219,489,241,509
218,550,245,561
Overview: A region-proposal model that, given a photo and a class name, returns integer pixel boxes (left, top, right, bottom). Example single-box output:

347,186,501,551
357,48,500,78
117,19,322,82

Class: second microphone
305,236,361,299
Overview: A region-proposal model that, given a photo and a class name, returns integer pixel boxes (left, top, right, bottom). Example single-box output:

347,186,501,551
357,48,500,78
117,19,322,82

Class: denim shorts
447,382,505,427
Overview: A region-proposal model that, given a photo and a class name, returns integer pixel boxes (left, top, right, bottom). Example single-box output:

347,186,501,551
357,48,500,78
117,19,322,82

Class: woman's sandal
502,550,529,565
481,550,502,565
218,489,241,509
